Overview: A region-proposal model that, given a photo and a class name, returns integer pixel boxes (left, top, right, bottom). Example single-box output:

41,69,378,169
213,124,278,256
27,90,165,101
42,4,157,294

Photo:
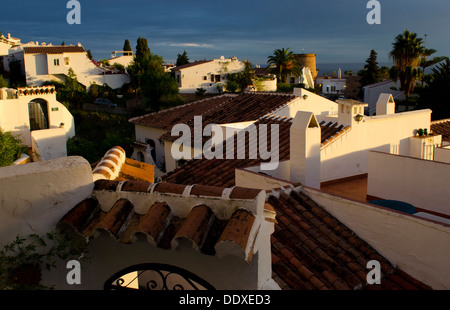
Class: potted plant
417,128,424,136
424,128,428,136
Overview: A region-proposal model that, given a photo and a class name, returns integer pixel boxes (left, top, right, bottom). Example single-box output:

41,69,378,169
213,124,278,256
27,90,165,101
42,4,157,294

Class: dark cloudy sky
1,0,449,68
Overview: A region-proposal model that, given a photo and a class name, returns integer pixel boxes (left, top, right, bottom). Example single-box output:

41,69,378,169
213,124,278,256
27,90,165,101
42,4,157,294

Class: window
331,86,336,92
64,57,70,65
203,76,207,80
290,76,295,84
54,59,60,66
215,75,221,83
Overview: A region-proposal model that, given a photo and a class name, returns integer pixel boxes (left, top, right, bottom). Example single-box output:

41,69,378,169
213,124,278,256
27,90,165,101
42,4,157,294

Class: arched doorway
104,263,215,290
28,98,49,131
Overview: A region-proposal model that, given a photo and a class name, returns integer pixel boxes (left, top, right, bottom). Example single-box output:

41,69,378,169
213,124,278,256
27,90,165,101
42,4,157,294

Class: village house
362,80,404,115
3,41,130,90
0,85,75,161
107,50,134,69
172,56,246,94
128,90,339,175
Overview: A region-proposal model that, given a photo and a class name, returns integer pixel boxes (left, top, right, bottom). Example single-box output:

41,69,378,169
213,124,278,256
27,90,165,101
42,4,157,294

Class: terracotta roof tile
173,60,213,70
431,119,450,142
23,45,86,54
162,116,347,188
268,188,432,290
58,180,263,262
129,95,235,129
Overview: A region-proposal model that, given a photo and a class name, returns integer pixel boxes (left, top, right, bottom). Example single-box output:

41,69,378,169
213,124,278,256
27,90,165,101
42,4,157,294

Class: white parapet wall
0,156,94,244
31,127,68,161
302,186,450,290
367,150,450,215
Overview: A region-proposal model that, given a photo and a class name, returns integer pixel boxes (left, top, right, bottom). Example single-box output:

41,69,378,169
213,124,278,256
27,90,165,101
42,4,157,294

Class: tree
359,50,380,87
389,30,425,103
86,49,93,60
225,60,254,93
127,37,182,111
140,54,182,111
267,48,302,83
123,39,132,52
417,58,450,120
176,50,189,67
0,128,28,167
135,37,151,61
419,48,447,86
0,74,7,88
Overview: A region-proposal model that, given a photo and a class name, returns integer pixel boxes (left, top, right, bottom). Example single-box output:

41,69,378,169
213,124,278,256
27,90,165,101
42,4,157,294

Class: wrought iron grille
104,263,215,290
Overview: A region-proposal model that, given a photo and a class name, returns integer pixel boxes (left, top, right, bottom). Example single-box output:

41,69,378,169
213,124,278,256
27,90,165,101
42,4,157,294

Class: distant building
172,56,246,94
363,80,404,115
108,50,134,68
4,42,130,89
0,85,75,161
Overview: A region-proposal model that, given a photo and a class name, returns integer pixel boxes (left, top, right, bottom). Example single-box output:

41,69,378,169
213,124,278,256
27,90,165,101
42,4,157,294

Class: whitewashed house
4,42,130,89
108,51,134,68
363,80,404,115
172,56,246,93
0,85,75,161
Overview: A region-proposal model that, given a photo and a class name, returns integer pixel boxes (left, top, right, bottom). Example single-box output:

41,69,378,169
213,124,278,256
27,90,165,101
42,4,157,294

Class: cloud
167,43,214,48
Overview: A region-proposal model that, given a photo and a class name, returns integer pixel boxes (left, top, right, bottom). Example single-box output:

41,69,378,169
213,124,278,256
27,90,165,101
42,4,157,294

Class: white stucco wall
0,156,94,244
291,88,339,116
31,127,67,160
435,146,450,163
235,167,294,190
175,57,245,93
303,186,450,290
319,109,432,182
367,151,450,215
20,47,129,89
0,90,75,147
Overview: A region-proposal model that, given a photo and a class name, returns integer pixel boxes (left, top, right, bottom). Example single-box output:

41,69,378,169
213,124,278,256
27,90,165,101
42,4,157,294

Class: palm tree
267,48,302,83
389,30,425,103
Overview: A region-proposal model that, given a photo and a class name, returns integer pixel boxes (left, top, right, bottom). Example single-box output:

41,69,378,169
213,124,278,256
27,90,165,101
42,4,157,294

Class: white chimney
338,68,342,79
336,99,368,127
290,111,321,189
376,93,395,116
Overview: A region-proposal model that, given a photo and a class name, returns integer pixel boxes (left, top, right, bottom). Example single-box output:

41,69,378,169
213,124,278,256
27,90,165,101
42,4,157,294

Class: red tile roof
162,116,346,187
172,60,213,70
58,180,262,262
23,45,86,54
129,94,236,130
57,179,432,290
431,119,450,142
268,187,432,290
161,93,298,143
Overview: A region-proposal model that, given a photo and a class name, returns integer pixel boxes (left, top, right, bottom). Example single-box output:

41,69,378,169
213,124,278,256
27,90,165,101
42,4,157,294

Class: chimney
290,111,321,189
376,93,395,116
338,68,342,79
337,99,368,127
